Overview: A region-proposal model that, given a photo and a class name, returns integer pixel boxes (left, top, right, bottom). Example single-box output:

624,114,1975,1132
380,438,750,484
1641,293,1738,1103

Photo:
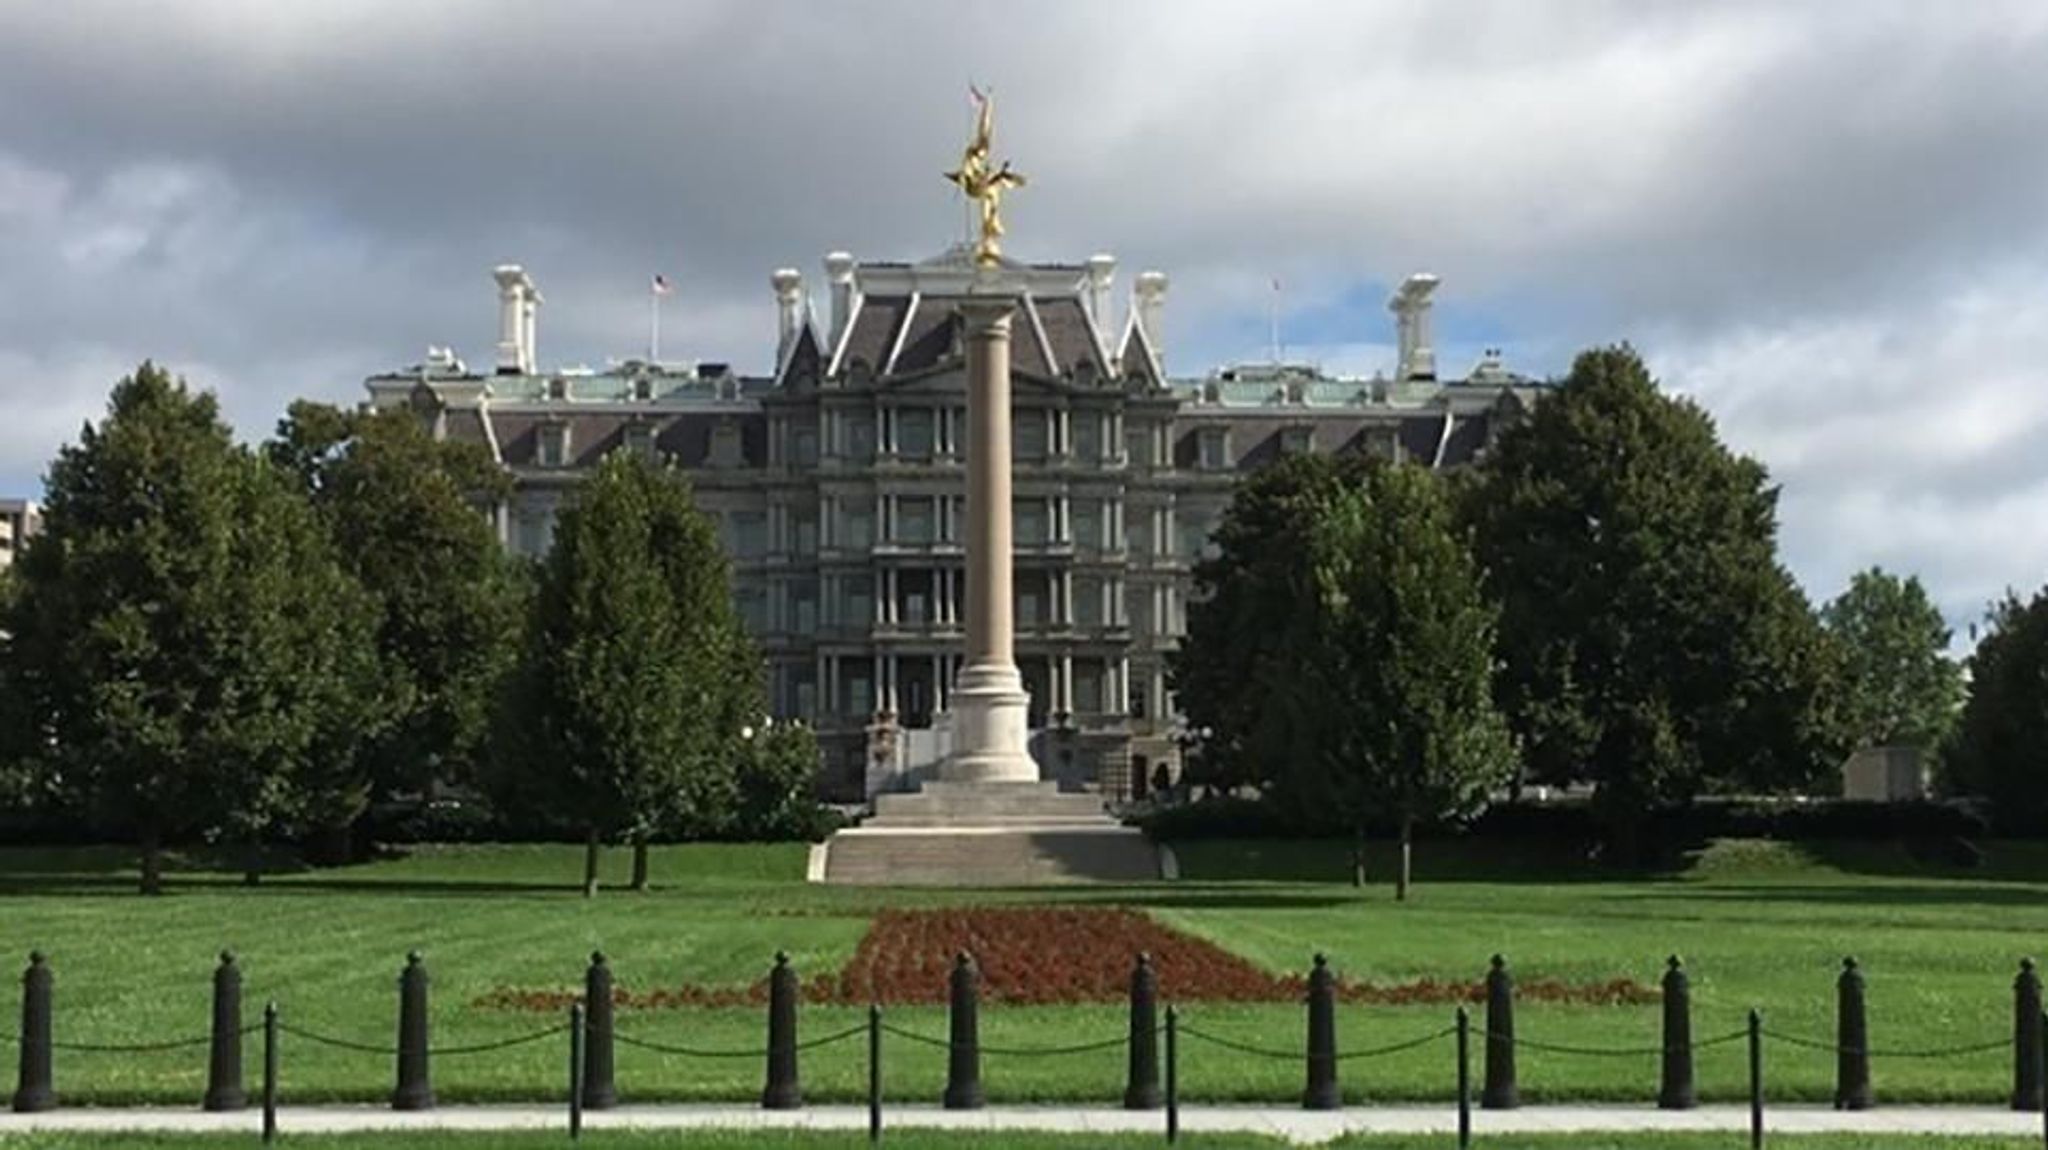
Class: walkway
4,1104,2044,1143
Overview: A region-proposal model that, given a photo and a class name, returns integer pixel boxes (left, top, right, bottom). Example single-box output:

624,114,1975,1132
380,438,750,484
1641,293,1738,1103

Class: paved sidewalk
3,1104,2044,1143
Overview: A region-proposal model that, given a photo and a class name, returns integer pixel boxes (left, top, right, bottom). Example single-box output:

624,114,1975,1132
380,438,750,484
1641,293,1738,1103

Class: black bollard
1659,955,1696,1110
391,951,434,1111
1748,1008,1764,1150
2015,958,2043,1113
262,1001,278,1144
1456,1006,1471,1150
1124,953,1161,1110
867,1004,882,1144
1302,953,1340,1110
1482,954,1518,1110
204,950,247,1111
582,951,616,1110
12,951,55,1113
762,951,802,1110
942,951,983,1110
1834,956,1872,1111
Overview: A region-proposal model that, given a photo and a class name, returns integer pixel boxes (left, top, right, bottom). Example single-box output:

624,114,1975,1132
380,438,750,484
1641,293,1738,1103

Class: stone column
944,296,1037,783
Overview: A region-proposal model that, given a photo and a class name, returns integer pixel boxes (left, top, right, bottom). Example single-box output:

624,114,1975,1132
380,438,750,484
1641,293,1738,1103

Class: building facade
0,499,40,572
369,249,1546,801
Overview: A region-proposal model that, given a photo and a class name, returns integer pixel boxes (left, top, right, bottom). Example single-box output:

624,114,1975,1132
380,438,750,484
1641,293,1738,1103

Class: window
1125,425,1152,468
844,670,873,718
1072,413,1101,463
843,504,874,550
623,422,655,460
1126,511,1153,556
735,587,768,633
1282,426,1313,454
632,376,654,401
1015,499,1048,545
1128,584,1153,634
547,377,569,401
1074,576,1104,628
845,411,876,461
1017,585,1044,627
536,423,569,468
835,574,873,627
790,579,818,635
732,511,768,558
1199,428,1230,470
1014,410,1048,461
1073,661,1105,715
897,496,936,544
1176,511,1209,562
791,426,819,467
792,508,818,556
1070,498,1101,551
896,408,934,458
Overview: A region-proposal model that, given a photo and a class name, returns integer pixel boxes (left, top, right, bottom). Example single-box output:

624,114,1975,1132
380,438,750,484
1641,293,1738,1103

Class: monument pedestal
940,662,1035,783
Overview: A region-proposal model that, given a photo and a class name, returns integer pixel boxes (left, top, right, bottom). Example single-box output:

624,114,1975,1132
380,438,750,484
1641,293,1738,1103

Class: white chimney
772,268,804,364
1389,272,1440,381
493,264,540,375
824,251,856,351
1085,253,1117,331
1134,270,1169,370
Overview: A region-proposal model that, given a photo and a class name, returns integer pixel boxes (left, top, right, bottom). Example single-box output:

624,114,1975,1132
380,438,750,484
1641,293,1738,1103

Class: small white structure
1841,745,1929,802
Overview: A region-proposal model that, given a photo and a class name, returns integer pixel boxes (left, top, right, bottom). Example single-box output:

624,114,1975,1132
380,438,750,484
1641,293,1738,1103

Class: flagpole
1269,279,1281,364
650,287,661,364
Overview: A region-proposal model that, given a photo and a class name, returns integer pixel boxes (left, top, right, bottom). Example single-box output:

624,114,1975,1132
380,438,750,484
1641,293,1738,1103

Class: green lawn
4,837,2046,1106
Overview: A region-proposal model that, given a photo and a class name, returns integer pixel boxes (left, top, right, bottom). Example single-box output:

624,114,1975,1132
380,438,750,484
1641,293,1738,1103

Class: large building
369,248,1547,801
0,499,40,572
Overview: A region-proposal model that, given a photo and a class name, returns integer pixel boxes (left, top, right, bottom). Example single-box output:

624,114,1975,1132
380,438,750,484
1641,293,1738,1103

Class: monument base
940,661,1036,783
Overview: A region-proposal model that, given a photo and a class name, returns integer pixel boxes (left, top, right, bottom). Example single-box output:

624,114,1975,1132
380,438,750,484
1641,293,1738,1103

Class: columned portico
941,293,1037,783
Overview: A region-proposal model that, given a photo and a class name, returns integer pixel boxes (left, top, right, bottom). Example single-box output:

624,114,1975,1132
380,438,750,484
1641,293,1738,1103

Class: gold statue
946,86,1027,267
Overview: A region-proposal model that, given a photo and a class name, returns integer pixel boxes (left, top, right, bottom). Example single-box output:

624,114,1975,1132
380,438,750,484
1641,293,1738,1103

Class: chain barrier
1511,1028,1750,1059
1176,1022,1457,1062
277,1020,567,1058
877,1020,1131,1057
1760,1028,2010,1060
613,1031,768,1059
794,1021,873,1053
276,1021,396,1056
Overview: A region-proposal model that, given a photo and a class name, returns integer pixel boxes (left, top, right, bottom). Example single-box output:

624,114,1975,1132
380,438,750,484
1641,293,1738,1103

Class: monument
814,93,1167,885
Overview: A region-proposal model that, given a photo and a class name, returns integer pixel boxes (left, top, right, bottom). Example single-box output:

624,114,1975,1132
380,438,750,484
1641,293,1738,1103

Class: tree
1944,588,2048,830
730,718,832,840
492,450,753,895
1820,567,1964,751
1,364,379,892
1274,462,1516,898
267,402,521,843
1462,345,1845,858
1171,453,1367,796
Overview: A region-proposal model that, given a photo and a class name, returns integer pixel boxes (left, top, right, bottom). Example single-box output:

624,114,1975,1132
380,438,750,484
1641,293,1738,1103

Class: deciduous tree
1820,567,1964,751
1944,588,2048,830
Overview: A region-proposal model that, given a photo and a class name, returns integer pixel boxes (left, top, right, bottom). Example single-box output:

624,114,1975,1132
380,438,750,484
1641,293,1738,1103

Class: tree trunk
630,838,650,892
1351,824,1367,889
1395,816,1413,902
582,829,601,899
140,823,164,897
242,838,263,887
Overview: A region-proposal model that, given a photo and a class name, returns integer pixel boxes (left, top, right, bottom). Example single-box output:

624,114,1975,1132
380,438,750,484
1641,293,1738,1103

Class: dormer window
1282,426,1313,455
537,423,570,468
624,422,655,460
547,377,569,401
633,376,654,402
1198,427,1230,470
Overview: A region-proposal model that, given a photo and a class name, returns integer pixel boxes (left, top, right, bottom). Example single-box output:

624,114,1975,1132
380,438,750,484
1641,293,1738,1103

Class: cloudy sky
3,0,2046,638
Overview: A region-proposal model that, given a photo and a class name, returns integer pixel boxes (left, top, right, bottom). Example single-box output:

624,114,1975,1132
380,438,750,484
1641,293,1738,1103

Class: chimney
1134,270,1169,370
493,264,540,375
1389,272,1440,381
1084,253,1117,331
772,268,804,365
824,251,856,351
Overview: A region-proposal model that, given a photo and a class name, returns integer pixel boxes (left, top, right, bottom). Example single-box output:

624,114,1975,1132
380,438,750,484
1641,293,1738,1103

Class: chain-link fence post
942,952,983,1110
391,951,434,1111
1659,954,1696,1110
1165,1004,1179,1145
1303,953,1340,1110
763,951,802,1110
1125,953,1161,1110
1835,957,1873,1111
582,952,616,1110
1748,1007,1764,1150
1482,954,1518,1110
567,1001,584,1142
203,950,246,1112
11,951,54,1114
261,1001,278,1144
1455,1005,1471,1150
2015,957,2043,1112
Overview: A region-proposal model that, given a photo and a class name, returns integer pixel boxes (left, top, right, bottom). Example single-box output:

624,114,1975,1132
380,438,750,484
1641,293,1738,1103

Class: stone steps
821,828,1162,886
869,781,1109,825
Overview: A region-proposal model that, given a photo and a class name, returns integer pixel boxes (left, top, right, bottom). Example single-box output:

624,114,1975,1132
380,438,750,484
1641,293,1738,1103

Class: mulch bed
473,906,1658,1012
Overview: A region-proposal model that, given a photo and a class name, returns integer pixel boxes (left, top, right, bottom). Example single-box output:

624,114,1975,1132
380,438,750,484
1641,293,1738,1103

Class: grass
4,837,2047,1107
0,1135,2043,1150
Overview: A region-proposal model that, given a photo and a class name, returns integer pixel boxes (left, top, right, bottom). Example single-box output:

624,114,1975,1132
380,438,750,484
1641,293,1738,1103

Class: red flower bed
473,907,1658,1011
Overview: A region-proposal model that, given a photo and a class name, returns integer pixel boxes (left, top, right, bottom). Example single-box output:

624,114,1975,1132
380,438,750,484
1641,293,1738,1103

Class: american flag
652,274,673,295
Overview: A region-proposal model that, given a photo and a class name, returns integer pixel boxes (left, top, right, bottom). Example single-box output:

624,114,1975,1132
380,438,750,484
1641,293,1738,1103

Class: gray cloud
3,0,2046,622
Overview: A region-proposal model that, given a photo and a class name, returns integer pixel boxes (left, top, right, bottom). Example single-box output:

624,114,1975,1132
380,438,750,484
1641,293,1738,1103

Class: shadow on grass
1620,880,2048,912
